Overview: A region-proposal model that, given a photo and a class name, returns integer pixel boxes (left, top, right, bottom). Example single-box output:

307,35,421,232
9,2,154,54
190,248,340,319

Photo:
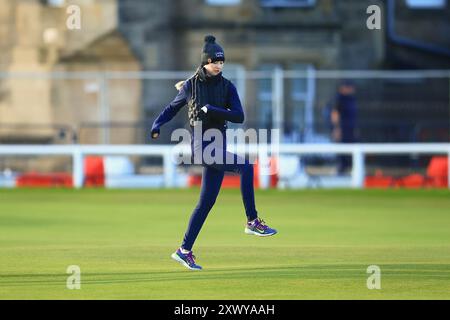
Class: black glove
198,105,208,121
151,128,160,139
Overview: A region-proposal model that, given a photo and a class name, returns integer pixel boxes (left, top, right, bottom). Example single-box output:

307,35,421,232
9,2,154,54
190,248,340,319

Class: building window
206,0,241,6
405,0,447,9
260,0,316,8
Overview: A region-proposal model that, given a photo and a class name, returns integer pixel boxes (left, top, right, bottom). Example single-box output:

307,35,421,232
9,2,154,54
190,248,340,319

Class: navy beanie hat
201,35,225,66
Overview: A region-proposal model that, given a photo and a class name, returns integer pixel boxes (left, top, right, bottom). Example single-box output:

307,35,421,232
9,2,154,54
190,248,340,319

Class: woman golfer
151,35,277,270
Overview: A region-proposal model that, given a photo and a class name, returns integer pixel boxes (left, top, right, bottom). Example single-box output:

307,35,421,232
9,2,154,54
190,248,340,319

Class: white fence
0,143,449,189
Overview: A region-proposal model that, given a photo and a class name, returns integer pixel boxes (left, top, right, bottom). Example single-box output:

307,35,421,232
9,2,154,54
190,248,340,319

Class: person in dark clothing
151,35,277,271
331,81,357,174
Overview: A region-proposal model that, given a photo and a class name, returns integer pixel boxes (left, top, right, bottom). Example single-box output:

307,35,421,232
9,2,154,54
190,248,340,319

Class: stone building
0,0,141,144
54,30,141,144
117,0,449,144
118,0,387,143
0,0,448,146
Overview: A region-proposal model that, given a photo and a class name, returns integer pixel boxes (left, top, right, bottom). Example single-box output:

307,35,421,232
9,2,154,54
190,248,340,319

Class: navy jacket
151,70,244,134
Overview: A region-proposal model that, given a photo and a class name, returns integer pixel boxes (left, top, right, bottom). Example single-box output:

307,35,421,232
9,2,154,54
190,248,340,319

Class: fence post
73,147,84,189
272,67,284,144
258,143,270,189
163,148,176,188
236,65,246,112
352,147,365,188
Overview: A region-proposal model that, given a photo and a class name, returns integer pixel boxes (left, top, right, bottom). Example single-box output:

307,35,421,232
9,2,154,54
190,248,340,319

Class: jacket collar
197,66,222,83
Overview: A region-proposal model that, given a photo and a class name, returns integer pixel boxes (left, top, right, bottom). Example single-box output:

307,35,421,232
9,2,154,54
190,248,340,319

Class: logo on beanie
215,52,224,58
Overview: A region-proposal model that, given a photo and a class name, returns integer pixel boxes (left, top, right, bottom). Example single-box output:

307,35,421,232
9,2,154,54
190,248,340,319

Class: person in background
331,81,357,174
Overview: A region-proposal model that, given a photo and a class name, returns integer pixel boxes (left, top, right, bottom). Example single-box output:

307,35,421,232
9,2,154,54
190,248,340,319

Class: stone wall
0,0,142,145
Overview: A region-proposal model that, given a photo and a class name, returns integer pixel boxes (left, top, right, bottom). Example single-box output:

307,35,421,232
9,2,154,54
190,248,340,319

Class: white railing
0,143,449,189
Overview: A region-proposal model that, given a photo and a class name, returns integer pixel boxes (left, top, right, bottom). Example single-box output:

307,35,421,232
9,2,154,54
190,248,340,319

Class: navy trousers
181,131,258,251
337,127,355,174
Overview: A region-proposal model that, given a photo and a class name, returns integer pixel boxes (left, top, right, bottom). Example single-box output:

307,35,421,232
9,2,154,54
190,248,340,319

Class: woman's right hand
151,128,160,139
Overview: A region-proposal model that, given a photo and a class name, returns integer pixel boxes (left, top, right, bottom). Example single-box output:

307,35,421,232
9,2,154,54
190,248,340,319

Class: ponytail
175,81,185,91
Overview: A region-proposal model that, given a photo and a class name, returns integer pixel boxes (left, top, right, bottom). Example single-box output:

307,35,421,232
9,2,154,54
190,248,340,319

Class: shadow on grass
1,263,449,287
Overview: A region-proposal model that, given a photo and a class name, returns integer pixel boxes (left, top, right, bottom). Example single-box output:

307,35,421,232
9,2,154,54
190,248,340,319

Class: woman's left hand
199,105,208,121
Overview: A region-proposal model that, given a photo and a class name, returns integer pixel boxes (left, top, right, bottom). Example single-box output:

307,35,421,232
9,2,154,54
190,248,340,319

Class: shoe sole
171,253,202,271
244,228,277,237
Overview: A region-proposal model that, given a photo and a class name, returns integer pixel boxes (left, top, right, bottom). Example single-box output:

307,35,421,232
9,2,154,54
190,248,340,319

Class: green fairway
0,188,450,299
